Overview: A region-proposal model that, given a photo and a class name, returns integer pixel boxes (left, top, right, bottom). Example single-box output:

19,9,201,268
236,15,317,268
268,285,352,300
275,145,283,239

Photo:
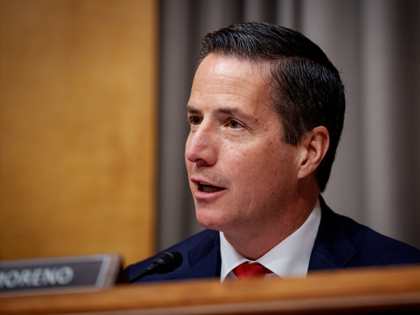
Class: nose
185,122,218,167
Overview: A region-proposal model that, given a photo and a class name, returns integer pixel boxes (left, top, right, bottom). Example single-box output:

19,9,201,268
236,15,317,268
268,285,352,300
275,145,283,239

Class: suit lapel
188,230,221,278
308,196,358,271
167,229,221,280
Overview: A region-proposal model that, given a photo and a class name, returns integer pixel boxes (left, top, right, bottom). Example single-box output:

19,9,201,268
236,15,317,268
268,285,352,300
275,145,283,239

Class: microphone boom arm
128,251,183,283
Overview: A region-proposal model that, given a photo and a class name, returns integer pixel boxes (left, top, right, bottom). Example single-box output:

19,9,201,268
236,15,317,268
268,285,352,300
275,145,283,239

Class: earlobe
297,126,330,179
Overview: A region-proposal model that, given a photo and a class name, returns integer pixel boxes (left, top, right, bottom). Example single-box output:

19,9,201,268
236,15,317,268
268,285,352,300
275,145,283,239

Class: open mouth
198,181,225,193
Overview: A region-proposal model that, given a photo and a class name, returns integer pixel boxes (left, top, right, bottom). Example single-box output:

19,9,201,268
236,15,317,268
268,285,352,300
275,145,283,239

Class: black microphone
128,251,183,283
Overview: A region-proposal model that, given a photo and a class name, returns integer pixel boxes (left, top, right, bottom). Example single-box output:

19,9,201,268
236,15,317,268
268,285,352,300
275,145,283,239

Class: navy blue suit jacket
125,197,420,283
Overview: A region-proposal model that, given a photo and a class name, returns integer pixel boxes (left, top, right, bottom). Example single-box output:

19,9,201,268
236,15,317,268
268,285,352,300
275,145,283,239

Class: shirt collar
219,199,321,282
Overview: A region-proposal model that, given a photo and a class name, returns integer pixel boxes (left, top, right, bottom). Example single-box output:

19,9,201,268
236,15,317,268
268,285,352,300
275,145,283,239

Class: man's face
185,54,300,236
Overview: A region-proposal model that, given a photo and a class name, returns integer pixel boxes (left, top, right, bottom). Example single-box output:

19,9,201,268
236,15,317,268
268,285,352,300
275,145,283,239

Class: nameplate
0,254,123,296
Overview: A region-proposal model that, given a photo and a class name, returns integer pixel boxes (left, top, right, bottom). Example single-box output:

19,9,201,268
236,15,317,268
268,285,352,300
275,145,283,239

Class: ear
296,126,330,179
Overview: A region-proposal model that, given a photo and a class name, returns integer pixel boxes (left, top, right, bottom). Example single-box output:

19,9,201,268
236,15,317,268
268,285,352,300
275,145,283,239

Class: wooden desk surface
1,265,419,314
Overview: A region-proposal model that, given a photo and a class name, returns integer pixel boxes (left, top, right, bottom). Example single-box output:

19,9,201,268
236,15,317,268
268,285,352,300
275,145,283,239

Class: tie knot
233,262,273,280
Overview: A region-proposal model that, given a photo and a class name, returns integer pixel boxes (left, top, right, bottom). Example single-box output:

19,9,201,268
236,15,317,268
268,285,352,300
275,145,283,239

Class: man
126,22,420,283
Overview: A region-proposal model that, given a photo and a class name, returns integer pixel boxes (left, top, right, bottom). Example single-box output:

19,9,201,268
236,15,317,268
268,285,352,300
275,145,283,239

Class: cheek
244,141,294,187
220,142,247,172
221,142,273,186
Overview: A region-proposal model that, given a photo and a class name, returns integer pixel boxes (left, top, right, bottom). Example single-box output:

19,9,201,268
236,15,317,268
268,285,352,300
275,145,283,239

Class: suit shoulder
333,211,420,266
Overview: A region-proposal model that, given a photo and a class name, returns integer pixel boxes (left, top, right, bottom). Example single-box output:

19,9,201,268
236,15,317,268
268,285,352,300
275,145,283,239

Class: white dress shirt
220,199,321,282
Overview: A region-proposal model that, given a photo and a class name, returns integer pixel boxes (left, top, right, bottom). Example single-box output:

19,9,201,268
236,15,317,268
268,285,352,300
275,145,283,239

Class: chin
196,210,227,231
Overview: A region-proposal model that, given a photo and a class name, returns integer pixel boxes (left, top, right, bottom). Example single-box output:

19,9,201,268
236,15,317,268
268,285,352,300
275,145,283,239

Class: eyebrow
217,108,253,121
186,105,200,114
186,105,253,121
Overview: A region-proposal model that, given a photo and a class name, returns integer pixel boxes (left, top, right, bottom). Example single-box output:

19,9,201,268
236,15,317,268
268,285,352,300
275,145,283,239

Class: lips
198,181,225,193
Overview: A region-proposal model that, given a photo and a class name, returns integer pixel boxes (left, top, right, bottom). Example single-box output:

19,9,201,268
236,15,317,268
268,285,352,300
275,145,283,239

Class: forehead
189,54,276,117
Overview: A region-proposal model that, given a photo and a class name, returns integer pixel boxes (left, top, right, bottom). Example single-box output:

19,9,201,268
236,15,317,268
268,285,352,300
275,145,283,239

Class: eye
228,120,242,129
189,116,202,125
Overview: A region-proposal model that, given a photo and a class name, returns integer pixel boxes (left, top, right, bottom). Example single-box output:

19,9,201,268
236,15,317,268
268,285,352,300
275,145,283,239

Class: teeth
202,186,221,193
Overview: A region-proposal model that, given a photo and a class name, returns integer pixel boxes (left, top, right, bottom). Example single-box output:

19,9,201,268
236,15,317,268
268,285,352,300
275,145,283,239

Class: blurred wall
0,0,158,266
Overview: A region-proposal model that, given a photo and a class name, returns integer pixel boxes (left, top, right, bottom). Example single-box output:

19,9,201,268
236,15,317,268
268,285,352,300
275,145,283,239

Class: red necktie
233,262,273,280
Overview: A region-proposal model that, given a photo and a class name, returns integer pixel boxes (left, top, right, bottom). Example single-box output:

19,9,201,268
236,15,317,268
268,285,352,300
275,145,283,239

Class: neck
223,189,319,260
